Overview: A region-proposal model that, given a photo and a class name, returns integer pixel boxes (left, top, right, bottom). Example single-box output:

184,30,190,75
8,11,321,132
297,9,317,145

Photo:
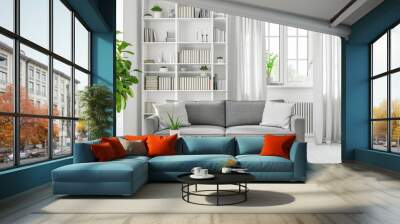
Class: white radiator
292,102,314,137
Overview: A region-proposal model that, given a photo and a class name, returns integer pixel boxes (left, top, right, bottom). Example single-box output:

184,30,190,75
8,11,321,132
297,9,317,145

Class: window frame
0,0,92,171
370,21,400,154
265,23,311,87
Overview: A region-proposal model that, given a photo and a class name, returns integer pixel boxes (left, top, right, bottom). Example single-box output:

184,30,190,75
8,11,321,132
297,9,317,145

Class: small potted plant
151,5,163,18
167,113,182,136
144,13,153,18
266,52,278,84
216,56,224,64
199,65,208,76
159,66,168,72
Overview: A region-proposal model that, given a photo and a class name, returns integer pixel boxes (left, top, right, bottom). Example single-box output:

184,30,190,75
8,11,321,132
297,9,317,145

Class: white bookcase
141,0,229,119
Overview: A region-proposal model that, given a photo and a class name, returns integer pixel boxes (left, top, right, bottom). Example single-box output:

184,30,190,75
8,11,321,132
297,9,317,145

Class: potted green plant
79,84,113,140
167,113,182,136
266,52,278,84
116,32,141,113
151,5,163,18
200,65,208,77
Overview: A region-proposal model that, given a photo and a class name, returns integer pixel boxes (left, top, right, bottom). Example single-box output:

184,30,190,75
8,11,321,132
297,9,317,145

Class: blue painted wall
343,0,400,170
0,0,116,200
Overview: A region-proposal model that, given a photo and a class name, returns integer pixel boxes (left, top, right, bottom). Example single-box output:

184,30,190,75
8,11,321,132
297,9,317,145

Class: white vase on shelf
153,11,162,18
170,129,180,137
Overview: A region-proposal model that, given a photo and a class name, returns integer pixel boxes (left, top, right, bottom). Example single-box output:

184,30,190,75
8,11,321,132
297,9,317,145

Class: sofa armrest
289,141,307,182
290,115,305,142
144,115,159,134
73,140,100,163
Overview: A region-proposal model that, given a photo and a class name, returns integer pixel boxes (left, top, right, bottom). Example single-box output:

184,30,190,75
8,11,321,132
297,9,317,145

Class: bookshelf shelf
142,0,228,125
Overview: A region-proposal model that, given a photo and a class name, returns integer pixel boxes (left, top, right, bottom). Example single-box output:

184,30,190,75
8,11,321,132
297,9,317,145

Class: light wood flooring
1,162,400,224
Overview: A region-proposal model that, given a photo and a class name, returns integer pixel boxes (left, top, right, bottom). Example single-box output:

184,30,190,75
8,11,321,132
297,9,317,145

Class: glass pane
287,59,297,81
391,120,400,153
0,35,14,113
372,34,387,76
0,116,13,170
53,0,72,60
265,23,269,36
53,119,72,157
298,28,307,36
0,0,14,31
391,24,400,70
287,27,297,36
298,37,308,59
20,0,49,49
75,18,89,70
75,120,88,143
20,44,49,115
270,37,279,55
372,77,387,119
270,23,279,36
391,72,400,118
53,59,72,117
372,121,387,151
265,39,269,51
270,59,280,82
298,60,308,79
288,37,297,59
20,117,49,165
74,69,89,118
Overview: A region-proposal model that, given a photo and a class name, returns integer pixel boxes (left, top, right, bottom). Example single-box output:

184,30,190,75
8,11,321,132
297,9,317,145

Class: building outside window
0,0,91,170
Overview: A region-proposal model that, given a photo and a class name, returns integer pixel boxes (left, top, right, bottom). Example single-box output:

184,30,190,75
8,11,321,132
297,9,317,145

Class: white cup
221,167,232,174
191,167,202,176
200,169,208,176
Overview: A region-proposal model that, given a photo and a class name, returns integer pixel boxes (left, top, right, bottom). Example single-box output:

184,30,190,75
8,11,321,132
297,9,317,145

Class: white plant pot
200,72,207,77
153,11,162,18
159,67,168,72
217,59,224,64
170,129,180,137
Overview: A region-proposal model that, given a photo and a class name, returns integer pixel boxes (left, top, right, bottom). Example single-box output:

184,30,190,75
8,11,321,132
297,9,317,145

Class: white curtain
313,33,341,144
229,16,266,100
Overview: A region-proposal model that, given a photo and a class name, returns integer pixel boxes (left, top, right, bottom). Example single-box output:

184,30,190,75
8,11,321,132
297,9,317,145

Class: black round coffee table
177,173,255,206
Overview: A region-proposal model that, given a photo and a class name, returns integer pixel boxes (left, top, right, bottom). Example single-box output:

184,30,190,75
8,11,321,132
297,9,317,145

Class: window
0,0,91,170
370,23,400,153
265,23,310,86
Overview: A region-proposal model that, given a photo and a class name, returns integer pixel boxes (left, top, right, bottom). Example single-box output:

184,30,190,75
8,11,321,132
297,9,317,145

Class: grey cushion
226,100,265,127
225,125,294,136
155,125,225,136
185,101,225,127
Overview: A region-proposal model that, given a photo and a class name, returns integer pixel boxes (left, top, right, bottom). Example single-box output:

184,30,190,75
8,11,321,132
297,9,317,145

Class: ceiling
221,0,383,25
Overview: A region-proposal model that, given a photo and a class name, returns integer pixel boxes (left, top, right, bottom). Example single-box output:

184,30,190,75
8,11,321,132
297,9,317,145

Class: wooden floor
1,162,400,224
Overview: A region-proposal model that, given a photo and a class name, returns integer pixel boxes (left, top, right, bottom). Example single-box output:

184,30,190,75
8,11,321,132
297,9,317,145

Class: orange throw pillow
91,142,118,161
260,134,296,159
146,135,177,157
124,135,148,141
101,137,126,158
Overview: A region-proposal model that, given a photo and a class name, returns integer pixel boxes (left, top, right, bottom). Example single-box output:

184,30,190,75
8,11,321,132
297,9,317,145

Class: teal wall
343,0,400,171
0,0,116,200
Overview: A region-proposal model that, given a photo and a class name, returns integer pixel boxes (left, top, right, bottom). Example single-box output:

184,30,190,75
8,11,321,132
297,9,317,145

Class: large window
265,23,310,86
370,23,400,153
0,0,91,170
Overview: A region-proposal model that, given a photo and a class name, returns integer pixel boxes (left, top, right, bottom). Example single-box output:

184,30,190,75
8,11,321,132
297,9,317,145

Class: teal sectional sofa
52,137,307,196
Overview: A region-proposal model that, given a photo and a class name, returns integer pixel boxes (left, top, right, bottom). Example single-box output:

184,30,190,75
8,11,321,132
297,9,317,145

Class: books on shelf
215,80,226,90
145,76,174,90
214,28,225,42
144,28,157,42
145,75,158,90
179,76,211,90
165,32,176,42
178,49,211,64
178,6,210,18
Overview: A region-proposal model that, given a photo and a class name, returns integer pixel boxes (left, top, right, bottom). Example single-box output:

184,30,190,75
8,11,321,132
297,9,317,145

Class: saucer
190,174,215,179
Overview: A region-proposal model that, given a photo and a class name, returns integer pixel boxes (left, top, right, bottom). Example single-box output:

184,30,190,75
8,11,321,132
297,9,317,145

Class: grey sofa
144,100,305,141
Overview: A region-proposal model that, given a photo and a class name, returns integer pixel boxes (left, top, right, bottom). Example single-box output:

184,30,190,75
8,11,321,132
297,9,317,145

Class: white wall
116,0,142,135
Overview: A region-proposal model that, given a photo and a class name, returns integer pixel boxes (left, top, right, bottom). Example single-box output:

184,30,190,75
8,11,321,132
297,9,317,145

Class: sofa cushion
155,125,225,136
179,136,236,155
236,136,264,155
236,155,293,172
149,154,235,172
185,101,225,127
52,158,148,183
226,100,265,127
226,125,294,136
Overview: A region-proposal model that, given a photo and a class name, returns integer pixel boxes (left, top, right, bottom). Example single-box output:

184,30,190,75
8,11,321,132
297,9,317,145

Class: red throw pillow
91,142,118,162
101,137,127,158
260,134,296,159
124,135,148,141
146,135,177,157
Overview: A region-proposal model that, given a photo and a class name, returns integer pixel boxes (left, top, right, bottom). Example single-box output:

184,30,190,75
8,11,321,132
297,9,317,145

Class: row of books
178,49,211,64
214,28,226,43
179,76,211,90
214,80,226,90
144,28,157,42
177,6,210,18
145,76,175,90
